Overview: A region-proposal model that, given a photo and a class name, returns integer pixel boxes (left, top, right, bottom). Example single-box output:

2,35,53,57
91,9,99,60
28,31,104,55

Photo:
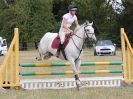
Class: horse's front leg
75,59,82,88
68,59,81,90
75,58,81,76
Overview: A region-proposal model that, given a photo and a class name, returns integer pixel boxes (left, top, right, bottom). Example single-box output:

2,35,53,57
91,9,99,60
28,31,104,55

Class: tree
121,0,133,43
0,0,57,50
73,0,120,43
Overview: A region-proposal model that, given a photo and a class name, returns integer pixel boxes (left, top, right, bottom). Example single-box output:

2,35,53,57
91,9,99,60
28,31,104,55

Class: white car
0,37,7,56
94,40,116,56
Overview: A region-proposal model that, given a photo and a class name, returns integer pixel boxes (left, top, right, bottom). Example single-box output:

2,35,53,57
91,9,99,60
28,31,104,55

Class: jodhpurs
59,30,70,44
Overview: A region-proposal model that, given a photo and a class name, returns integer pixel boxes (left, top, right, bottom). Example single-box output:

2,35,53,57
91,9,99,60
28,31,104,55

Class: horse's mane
74,23,85,33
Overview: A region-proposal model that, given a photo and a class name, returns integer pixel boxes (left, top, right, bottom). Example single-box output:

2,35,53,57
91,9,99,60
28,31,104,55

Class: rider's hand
69,30,73,33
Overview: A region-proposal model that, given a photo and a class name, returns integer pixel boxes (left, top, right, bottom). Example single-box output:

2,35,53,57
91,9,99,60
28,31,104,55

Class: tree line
0,0,132,49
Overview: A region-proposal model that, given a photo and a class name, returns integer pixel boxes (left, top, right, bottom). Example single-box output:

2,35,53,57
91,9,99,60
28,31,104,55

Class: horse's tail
37,42,40,52
36,42,42,60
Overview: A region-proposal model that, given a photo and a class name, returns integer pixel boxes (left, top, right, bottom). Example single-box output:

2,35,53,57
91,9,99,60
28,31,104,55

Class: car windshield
96,40,113,46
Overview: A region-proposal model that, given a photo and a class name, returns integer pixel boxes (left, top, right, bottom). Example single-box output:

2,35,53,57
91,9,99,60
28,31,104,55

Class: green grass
1,49,133,99
1,87,133,99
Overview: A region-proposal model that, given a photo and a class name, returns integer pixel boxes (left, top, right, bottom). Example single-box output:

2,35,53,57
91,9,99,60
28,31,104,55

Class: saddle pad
51,35,71,49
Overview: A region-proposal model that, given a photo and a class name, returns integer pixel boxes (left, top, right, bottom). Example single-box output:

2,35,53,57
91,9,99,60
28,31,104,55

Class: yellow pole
5,60,8,85
121,28,127,81
122,29,133,82
130,55,133,79
123,33,133,55
0,39,15,86
0,28,20,87
127,46,131,80
10,51,13,85
14,28,19,86
0,68,2,85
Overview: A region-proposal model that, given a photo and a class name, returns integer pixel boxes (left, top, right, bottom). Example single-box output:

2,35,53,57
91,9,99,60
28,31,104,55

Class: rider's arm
63,18,73,33
75,20,80,27
74,15,80,27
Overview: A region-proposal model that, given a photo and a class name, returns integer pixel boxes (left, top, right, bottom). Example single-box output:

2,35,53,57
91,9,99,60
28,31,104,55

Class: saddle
51,34,71,60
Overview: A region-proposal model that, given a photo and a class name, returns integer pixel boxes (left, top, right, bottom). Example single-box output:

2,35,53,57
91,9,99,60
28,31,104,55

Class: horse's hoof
76,84,80,91
76,80,81,90
36,57,41,61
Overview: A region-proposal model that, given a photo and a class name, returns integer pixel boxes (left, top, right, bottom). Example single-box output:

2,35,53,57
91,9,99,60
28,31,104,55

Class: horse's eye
86,29,89,32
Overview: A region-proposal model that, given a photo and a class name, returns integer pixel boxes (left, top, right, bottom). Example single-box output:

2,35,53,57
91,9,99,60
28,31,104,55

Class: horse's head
84,21,97,44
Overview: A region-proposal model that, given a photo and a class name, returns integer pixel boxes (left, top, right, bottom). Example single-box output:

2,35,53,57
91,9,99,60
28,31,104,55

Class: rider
57,4,80,56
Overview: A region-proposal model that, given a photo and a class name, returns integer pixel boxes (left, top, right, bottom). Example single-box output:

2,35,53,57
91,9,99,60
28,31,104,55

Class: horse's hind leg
36,53,43,61
43,52,53,59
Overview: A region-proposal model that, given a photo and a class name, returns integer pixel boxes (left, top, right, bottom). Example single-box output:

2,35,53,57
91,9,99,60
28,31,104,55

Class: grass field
0,49,133,99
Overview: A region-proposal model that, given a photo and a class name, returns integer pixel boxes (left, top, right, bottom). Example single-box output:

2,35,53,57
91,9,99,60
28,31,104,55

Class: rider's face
70,10,77,16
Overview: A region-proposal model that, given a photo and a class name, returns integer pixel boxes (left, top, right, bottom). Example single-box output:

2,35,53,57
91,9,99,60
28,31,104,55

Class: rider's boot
56,43,64,57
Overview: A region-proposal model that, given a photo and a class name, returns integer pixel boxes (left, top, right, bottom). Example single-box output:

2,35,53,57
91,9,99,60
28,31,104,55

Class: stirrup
60,44,64,49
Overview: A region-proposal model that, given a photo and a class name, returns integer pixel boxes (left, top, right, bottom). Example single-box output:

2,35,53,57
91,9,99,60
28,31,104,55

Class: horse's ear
89,21,93,26
85,21,87,25
85,20,89,25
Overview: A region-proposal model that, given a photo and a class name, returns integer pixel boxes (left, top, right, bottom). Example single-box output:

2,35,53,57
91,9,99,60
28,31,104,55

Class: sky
117,0,122,3
109,0,123,13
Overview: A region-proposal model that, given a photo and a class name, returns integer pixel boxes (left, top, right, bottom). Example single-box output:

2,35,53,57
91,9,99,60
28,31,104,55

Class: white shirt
60,13,77,32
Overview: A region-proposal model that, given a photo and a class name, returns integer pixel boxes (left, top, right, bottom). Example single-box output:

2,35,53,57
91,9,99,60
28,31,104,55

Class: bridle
73,24,95,41
71,24,95,62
